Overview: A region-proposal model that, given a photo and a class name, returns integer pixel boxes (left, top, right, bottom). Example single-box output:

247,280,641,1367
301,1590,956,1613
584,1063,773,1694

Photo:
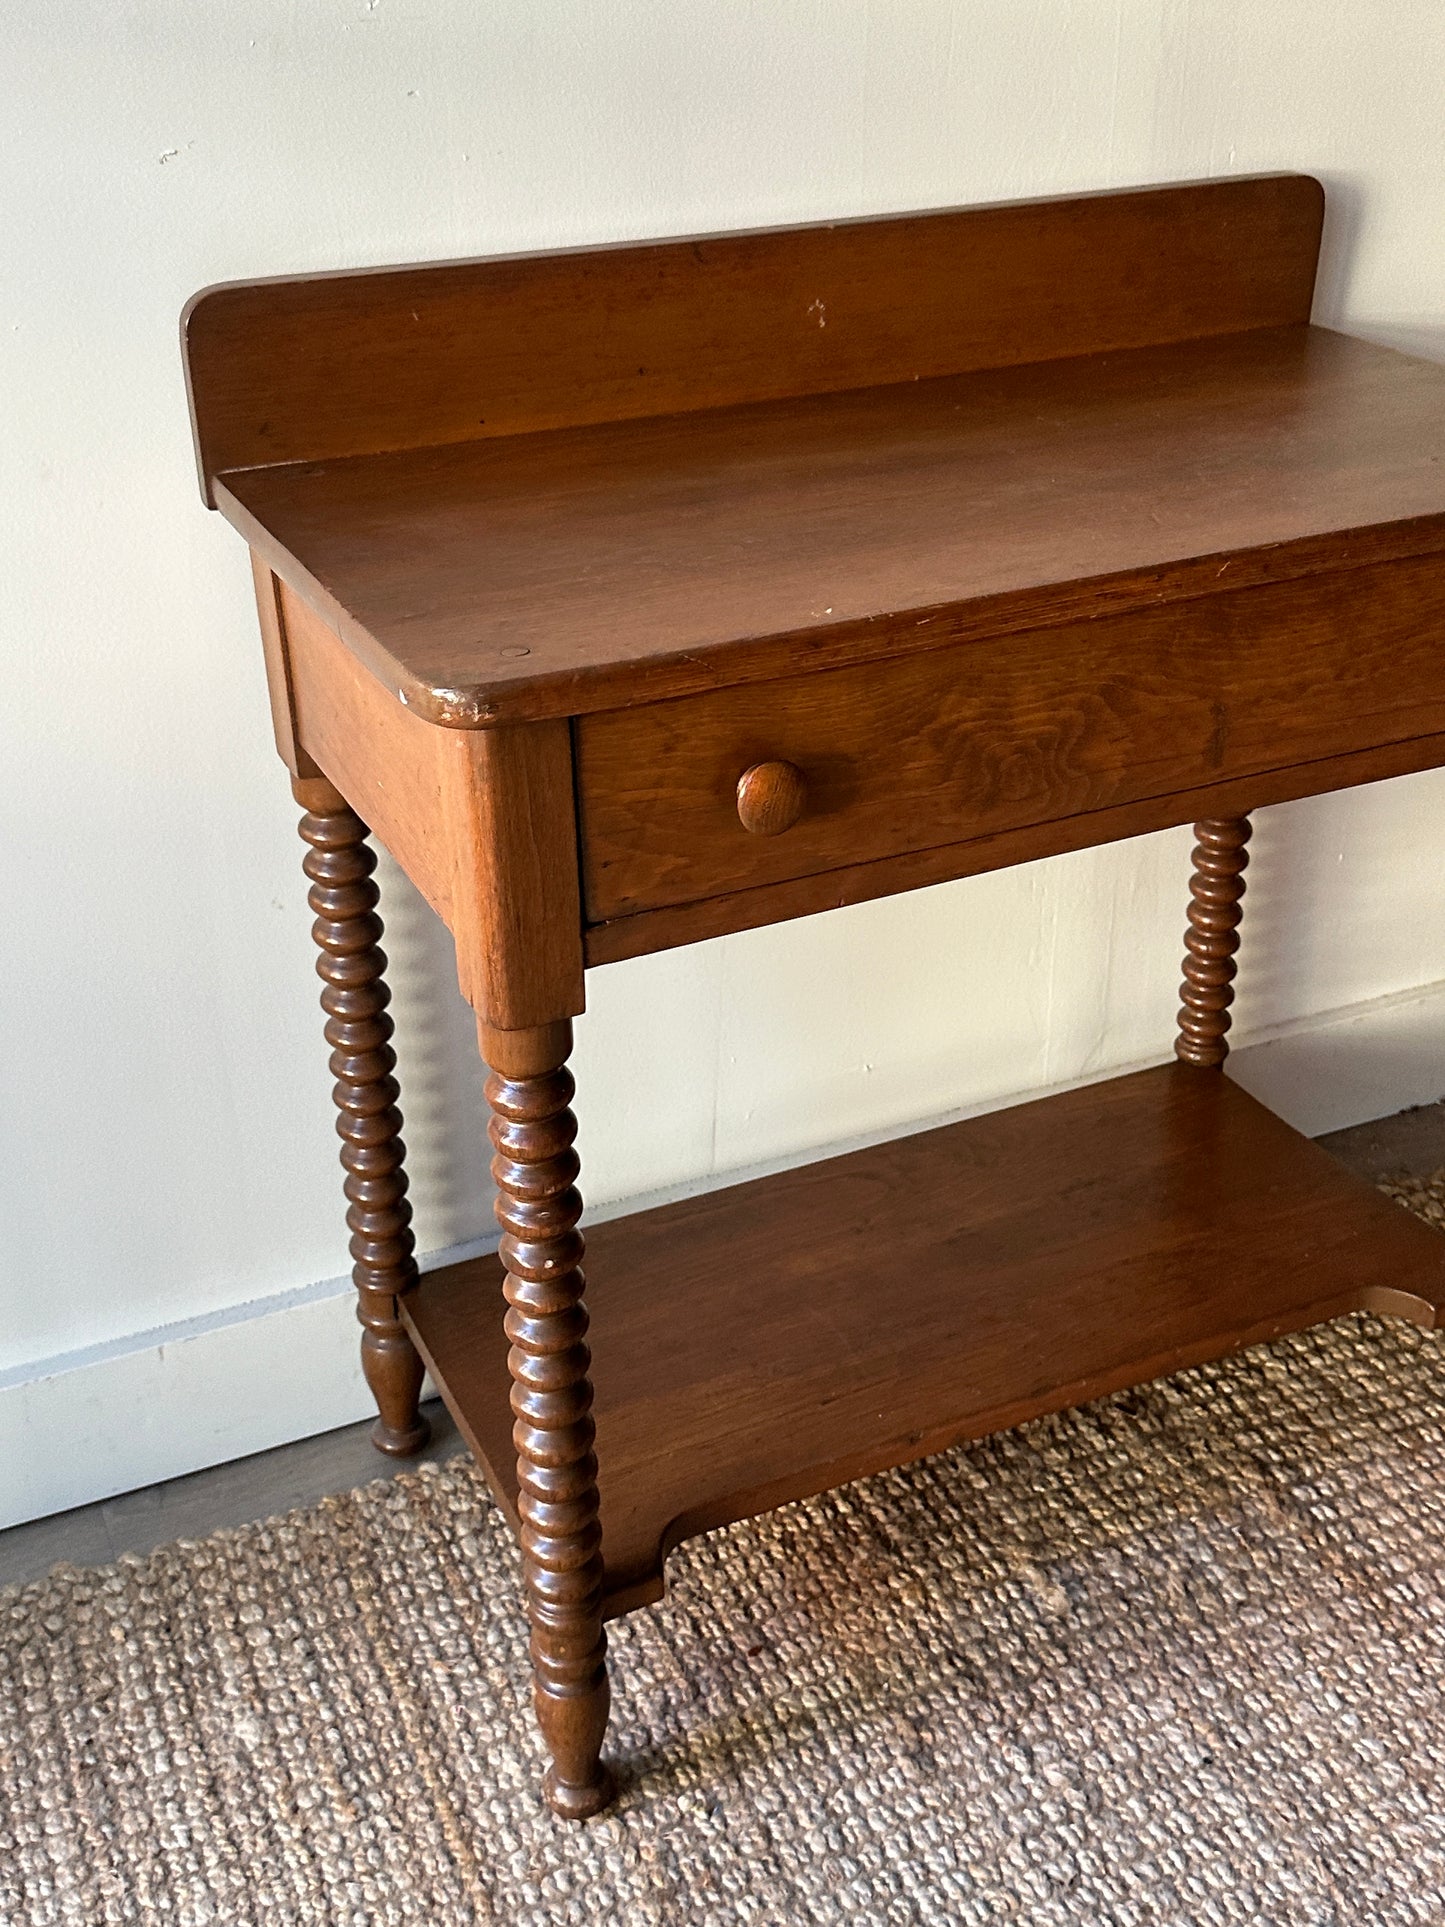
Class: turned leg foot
298,777,430,1459
543,1759,617,1823
1175,816,1251,1067
484,1018,614,1820
363,1329,430,1457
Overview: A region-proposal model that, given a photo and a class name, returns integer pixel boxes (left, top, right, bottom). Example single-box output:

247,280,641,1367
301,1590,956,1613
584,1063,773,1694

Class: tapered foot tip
544,1763,617,1821
370,1414,431,1457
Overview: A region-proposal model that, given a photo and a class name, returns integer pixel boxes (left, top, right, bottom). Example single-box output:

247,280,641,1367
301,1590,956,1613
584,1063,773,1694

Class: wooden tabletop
219,324,1445,726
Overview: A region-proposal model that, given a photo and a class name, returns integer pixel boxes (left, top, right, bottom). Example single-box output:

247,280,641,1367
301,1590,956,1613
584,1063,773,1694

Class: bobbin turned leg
1175,817,1252,1066
297,776,430,1457
482,1018,613,1821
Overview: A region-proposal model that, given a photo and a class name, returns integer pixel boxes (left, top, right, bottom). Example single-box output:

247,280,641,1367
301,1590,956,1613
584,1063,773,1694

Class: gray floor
2,1097,1442,1596
1315,1097,1445,1185
0,1399,470,1592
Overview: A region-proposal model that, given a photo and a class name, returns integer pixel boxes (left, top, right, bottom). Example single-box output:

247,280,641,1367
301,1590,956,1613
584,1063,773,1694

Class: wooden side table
183,175,1445,1819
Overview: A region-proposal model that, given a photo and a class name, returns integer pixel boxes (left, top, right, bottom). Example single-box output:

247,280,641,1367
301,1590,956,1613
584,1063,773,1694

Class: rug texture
5,1175,1445,1926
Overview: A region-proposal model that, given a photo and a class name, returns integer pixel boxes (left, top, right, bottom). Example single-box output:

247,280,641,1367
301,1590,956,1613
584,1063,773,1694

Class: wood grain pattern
402,1063,1445,1617
215,326,1445,727
281,581,585,1027
457,727,585,1030
582,731,1445,965
184,174,1321,501
1175,819,1252,1066
575,555,1445,920
283,581,459,924
299,784,428,1457
735,761,807,837
249,554,319,779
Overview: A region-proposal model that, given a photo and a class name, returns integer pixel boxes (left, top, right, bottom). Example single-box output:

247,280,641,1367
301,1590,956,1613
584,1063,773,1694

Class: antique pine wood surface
183,176,1445,1819
581,729,1445,964
214,325,1445,730
575,549,1445,919
279,584,585,1027
249,550,321,781
400,1062,1445,1618
184,174,1319,501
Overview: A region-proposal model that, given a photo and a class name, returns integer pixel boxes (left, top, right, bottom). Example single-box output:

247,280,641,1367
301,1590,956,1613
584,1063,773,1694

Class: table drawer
575,555,1445,922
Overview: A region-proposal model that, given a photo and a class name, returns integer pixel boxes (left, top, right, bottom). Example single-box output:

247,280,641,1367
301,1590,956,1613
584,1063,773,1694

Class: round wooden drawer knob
736,760,807,836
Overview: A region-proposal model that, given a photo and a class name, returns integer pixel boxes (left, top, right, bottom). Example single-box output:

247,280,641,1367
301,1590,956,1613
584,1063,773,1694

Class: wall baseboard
5,977,1443,1532
0,1234,490,1532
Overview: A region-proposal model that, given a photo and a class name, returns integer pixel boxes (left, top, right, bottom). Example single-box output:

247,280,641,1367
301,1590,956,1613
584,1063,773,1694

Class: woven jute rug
5,1175,1445,1925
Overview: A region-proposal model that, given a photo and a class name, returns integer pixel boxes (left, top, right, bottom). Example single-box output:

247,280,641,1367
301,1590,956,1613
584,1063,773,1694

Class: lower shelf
402,1062,1445,1618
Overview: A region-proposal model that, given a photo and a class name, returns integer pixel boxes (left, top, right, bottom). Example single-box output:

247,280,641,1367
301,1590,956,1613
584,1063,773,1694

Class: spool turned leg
297,779,430,1457
1175,816,1252,1066
482,1018,613,1822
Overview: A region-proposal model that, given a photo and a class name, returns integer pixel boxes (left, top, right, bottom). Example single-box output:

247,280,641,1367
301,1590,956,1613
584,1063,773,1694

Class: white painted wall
4,2,1444,1526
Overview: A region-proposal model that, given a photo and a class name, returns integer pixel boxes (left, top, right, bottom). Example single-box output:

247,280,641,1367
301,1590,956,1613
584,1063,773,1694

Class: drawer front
575,556,1445,921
